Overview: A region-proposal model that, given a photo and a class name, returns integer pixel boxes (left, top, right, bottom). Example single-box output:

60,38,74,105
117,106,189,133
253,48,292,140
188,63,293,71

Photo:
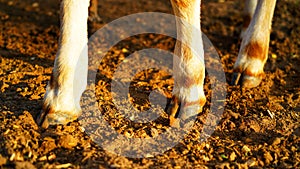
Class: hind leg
232,0,277,88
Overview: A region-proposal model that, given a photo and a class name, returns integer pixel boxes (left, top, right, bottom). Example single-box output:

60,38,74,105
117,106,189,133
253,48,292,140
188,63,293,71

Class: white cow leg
168,0,206,127
232,0,276,88
37,0,89,128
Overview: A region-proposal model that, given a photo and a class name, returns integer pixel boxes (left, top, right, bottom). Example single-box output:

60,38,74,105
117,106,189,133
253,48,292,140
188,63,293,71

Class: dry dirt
0,0,299,168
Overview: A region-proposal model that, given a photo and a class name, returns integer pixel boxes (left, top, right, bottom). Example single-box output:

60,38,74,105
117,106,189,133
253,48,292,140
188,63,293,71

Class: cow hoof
231,72,262,88
166,95,205,128
37,106,81,129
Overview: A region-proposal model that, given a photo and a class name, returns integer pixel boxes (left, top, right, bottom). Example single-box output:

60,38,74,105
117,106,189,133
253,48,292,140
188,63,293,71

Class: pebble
272,137,281,145
32,2,39,8
58,134,78,149
229,152,236,161
0,155,7,166
264,151,273,164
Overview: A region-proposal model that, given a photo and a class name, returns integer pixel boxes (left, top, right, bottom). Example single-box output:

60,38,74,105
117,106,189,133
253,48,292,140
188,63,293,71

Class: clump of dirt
0,0,299,168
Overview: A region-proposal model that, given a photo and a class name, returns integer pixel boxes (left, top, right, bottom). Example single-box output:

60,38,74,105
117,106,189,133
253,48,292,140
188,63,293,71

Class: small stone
54,163,72,169
48,153,56,161
229,152,236,161
264,151,273,164
0,155,7,166
145,154,154,158
32,2,39,7
249,121,260,132
40,137,56,154
258,158,264,166
8,1,13,6
63,125,76,133
242,145,251,155
124,131,133,138
246,158,257,167
150,128,158,137
271,53,277,59
38,156,47,161
58,134,78,149
244,137,252,143
121,48,129,53
272,137,281,145
205,143,210,149
202,155,210,162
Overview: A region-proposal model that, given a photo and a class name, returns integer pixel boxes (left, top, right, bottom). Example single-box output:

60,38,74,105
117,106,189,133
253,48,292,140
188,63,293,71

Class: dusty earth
0,0,299,168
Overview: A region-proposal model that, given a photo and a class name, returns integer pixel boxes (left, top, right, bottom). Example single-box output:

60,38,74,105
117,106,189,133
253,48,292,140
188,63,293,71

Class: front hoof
166,96,205,128
169,105,202,128
37,107,81,129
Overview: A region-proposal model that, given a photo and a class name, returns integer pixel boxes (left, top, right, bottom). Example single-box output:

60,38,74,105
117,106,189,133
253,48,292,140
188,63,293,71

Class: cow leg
232,0,276,88
168,0,206,126
37,0,90,128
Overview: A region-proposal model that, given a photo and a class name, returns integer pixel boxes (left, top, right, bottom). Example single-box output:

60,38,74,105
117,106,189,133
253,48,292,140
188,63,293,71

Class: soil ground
0,0,299,168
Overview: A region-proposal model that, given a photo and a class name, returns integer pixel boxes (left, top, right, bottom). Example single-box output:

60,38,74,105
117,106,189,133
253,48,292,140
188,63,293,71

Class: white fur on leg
234,0,276,88
170,0,206,123
41,0,89,127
